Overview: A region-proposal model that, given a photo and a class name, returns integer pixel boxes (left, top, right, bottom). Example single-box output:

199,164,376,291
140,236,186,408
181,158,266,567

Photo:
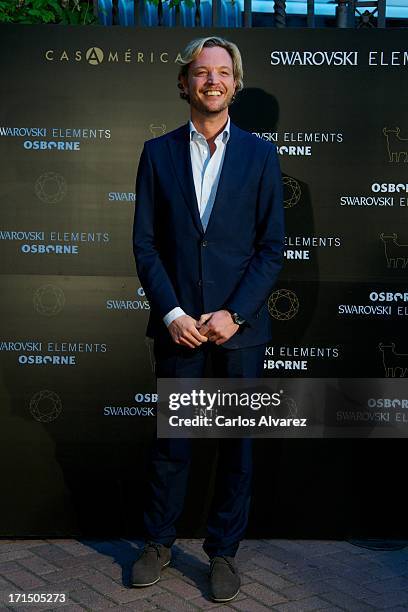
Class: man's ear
179,74,189,95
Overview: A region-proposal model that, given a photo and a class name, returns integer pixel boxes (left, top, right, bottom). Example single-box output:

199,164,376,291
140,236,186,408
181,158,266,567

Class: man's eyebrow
192,65,232,70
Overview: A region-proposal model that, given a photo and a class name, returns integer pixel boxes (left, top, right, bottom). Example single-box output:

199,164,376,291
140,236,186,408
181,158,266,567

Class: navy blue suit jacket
133,120,284,349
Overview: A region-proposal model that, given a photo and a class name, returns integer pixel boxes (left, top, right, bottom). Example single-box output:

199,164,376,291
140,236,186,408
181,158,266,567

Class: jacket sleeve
133,142,180,318
224,145,285,323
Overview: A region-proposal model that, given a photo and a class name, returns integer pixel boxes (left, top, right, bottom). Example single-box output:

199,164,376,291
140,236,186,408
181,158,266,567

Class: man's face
181,46,237,117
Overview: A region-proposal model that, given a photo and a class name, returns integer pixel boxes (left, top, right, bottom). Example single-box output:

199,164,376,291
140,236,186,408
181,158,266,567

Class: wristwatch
227,310,246,326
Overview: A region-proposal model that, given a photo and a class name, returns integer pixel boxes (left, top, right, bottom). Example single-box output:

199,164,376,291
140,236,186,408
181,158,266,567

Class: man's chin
195,106,229,118
192,98,232,116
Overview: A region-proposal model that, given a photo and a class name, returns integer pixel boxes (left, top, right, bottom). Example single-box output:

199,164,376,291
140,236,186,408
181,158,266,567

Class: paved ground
0,539,408,611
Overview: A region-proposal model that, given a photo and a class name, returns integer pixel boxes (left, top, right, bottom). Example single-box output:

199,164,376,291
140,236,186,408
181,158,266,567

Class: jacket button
198,280,202,287
201,240,208,247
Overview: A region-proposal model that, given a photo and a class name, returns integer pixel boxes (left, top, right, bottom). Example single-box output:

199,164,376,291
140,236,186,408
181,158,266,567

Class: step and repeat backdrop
0,25,407,537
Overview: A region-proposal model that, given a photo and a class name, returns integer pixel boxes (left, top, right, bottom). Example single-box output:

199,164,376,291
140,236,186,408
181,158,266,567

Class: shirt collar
189,116,230,144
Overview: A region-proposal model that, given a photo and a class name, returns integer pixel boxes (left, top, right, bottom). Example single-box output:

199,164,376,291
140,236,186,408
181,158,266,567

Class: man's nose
206,71,219,83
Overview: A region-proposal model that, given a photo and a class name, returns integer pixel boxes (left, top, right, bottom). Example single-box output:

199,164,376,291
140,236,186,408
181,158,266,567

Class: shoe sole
131,560,170,587
212,587,240,603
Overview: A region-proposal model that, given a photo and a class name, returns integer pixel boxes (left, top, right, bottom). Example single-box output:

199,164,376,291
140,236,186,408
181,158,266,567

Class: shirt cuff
163,307,186,327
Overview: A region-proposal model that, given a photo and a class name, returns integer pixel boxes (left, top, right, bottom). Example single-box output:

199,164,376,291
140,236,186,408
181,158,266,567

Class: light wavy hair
176,36,244,103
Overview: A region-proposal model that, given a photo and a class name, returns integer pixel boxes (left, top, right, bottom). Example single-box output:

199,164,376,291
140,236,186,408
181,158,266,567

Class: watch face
233,313,245,325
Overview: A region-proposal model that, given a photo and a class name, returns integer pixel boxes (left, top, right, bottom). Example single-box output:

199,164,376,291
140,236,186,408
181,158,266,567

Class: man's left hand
197,310,239,345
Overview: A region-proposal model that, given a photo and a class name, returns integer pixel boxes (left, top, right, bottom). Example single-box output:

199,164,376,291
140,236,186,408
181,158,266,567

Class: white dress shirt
163,117,230,327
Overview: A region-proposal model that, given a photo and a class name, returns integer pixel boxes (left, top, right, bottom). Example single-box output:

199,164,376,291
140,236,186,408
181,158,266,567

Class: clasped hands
168,310,239,349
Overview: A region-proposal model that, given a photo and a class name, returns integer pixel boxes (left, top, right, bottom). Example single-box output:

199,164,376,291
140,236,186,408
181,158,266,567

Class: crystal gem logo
280,394,298,417
383,127,408,163
33,285,65,316
378,343,408,377
149,124,166,138
86,47,104,66
29,390,62,422
283,176,301,209
380,233,408,269
268,289,300,321
262,392,298,417
35,172,67,204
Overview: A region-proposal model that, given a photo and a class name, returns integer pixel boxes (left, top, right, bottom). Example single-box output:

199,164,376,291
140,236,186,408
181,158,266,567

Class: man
132,36,284,603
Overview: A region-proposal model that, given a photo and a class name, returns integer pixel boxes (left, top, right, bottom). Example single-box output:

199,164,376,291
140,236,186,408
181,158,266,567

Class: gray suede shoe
131,542,171,587
209,556,240,602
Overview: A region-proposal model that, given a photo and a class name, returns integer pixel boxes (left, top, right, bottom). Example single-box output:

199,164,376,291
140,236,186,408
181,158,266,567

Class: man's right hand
168,315,209,348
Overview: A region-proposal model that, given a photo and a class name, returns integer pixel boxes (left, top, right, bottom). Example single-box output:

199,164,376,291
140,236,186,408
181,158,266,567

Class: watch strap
227,310,246,326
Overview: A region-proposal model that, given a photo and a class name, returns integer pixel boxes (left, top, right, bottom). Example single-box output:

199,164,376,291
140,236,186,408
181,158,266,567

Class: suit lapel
204,121,244,235
166,120,245,236
167,123,203,235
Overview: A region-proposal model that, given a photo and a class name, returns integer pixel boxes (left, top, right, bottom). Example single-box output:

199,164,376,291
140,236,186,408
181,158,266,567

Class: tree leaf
32,0,49,9
27,8,47,16
48,0,64,17
65,8,80,23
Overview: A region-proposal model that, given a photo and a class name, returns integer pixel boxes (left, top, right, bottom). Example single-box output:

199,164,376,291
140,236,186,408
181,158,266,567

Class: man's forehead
191,46,233,68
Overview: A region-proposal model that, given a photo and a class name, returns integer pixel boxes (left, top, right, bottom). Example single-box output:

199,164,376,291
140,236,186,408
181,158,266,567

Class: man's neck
190,110,229,142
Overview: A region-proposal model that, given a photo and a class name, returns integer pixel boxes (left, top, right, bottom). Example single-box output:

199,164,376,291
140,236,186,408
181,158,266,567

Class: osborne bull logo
380,233,408,269
383,127,408,163
378,343,408,378
149,124,166,138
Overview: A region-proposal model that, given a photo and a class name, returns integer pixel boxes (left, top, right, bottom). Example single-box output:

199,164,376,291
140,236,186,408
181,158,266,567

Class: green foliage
0,0,98,25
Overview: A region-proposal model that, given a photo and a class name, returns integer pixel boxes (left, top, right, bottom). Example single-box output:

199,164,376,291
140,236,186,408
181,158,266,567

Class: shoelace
210,556,236,574
143,541,162,559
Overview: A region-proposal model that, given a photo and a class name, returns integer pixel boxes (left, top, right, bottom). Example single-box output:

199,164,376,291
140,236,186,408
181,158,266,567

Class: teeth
205,91,222,96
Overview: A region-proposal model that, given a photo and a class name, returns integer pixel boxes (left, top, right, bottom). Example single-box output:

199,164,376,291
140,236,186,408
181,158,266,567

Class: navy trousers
144,339,265,558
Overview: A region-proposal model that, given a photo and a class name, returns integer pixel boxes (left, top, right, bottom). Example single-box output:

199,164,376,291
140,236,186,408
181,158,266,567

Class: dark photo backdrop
0,25,406,537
